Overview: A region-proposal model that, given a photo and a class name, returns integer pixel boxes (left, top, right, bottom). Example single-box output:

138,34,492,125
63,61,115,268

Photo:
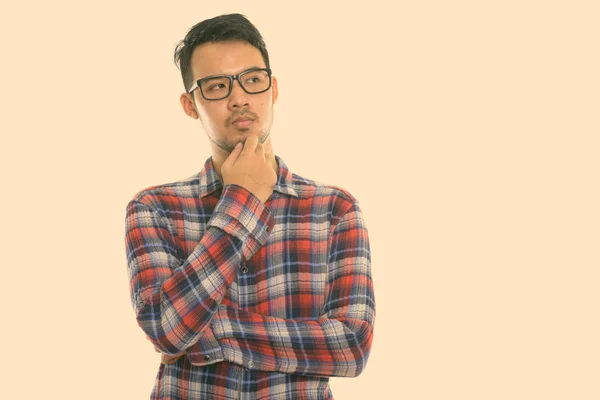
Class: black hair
173,13,270,93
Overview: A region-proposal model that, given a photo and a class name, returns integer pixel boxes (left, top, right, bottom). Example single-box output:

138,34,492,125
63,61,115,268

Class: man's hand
154,346,186,364
221,132,277,204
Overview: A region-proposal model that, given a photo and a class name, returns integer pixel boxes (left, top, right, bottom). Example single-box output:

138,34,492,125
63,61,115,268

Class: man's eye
245,77,261,84
208,83,226,91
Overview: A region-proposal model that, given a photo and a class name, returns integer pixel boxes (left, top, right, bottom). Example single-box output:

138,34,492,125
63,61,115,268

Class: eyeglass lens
201,70,270,100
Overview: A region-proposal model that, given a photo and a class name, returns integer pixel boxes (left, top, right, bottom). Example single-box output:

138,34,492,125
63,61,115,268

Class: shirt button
241,266,249,274
204,355,210,361
265,226,271,232
248,361,255,368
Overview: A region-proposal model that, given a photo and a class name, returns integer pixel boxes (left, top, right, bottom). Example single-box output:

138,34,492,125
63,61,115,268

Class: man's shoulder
126,172,200,209
290,171,358,211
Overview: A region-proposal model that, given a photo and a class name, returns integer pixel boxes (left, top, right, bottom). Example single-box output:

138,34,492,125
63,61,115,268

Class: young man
124,13,375,400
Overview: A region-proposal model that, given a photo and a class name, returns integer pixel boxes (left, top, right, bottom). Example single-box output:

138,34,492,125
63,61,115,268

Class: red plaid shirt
124,155,375,399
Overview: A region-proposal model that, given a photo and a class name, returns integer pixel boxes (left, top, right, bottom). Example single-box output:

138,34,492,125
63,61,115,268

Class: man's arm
124,184,274,356
211,201,376,377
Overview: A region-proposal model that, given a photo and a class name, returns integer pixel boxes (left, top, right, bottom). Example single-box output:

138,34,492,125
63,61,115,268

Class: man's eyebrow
199,66,265,80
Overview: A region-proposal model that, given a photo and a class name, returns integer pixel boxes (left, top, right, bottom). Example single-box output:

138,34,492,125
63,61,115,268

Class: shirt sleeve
124,184,275,356
210,201,376,377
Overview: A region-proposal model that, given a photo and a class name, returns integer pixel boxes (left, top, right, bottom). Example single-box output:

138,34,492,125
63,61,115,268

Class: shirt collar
198,154,299,198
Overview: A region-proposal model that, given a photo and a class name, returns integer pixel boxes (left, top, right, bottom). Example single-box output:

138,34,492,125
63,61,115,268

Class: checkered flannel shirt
124,155,375,399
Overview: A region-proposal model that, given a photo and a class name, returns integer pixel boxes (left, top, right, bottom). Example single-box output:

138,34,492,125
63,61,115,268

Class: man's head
175,14,278,154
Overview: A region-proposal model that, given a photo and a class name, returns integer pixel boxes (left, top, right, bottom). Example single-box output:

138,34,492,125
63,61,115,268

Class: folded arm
211,201,376,377
124,185,274,355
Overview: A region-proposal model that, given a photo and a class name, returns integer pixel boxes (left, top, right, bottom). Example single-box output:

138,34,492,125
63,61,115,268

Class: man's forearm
211,305,375,377
126,185,274,355
210,201,376,377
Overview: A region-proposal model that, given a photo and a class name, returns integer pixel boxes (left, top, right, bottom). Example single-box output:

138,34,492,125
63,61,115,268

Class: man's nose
228,79,250,109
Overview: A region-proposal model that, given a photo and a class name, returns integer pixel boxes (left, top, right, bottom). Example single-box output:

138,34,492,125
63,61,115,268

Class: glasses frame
188,67,273,101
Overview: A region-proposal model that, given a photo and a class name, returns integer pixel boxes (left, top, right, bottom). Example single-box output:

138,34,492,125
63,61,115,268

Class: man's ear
271,75,278,104
180,93,199,119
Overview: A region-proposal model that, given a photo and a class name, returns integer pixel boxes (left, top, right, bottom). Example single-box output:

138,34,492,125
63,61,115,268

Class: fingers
222,141,243,170
240,133,260,156
224,133,267,172
263,148,272,161
160,351,186,364
255,141,266,156
161,354,177,364
248,134,267,160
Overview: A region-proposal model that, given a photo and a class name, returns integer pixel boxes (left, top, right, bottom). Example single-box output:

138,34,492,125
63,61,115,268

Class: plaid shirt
124,155,376,400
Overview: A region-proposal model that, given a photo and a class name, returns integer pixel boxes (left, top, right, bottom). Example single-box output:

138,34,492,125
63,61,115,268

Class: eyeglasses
188,67,272,101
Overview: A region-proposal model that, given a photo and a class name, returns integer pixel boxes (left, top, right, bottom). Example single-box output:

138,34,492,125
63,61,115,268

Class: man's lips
232,117,254,127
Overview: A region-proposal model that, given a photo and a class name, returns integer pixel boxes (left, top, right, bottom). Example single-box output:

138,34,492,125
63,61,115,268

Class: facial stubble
199,106,274,154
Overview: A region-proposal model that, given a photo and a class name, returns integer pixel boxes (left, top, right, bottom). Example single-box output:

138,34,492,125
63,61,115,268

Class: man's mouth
231,117,254,127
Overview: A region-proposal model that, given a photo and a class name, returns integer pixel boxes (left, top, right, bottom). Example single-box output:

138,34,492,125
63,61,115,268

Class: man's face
183,40,278,153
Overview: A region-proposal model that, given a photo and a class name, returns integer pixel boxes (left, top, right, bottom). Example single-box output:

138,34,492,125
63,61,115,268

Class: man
124,13,375,400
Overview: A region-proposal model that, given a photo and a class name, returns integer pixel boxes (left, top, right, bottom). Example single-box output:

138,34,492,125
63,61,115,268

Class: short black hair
173,13,270,93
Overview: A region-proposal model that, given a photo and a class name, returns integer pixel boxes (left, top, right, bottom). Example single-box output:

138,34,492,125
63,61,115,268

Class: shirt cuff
184,323,225,366
207,184,275,260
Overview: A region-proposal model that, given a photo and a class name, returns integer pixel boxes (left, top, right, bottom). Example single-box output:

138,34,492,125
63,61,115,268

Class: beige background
1,1,599,399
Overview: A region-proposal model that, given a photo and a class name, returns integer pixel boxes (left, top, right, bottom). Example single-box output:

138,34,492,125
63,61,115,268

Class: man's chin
235,127,252,135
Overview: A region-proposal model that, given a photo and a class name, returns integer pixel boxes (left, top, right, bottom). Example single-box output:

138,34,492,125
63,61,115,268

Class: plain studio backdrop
1,1,599,399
